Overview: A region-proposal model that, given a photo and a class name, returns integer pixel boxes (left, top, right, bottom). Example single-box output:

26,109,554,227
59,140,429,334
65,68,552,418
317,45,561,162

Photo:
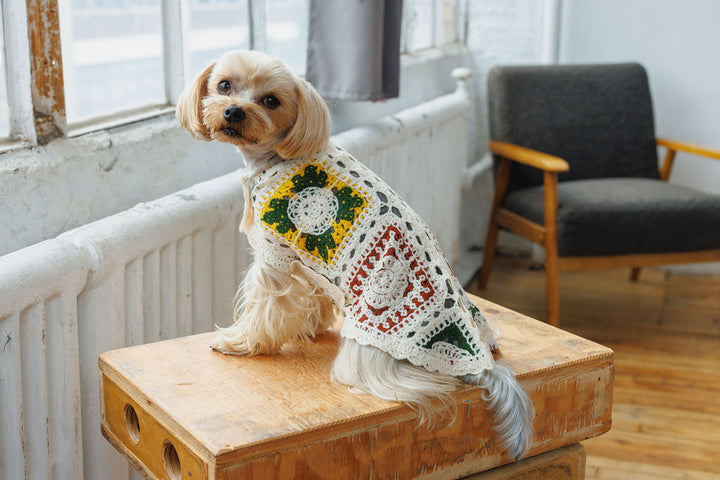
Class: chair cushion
503,178,720,257
487,64,660,191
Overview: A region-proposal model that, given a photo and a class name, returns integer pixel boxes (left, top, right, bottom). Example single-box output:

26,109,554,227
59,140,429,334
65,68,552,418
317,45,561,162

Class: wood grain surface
100,294,613,479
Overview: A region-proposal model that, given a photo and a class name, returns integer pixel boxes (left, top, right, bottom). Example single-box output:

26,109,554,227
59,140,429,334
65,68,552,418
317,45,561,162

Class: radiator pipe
463,153,492,190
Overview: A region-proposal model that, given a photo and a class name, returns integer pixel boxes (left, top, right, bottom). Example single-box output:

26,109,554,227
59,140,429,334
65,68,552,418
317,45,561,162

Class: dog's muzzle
223,106,246,123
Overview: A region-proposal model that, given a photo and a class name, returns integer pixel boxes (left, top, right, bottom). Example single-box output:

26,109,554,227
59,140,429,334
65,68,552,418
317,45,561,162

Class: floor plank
466,256,720,479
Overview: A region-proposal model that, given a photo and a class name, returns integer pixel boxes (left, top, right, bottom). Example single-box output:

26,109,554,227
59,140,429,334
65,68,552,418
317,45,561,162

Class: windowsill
0,138,33,155
401,43,466,64
67,104,176,139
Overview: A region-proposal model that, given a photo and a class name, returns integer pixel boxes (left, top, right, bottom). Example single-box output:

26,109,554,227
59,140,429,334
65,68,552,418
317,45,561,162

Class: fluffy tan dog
177,50,533,460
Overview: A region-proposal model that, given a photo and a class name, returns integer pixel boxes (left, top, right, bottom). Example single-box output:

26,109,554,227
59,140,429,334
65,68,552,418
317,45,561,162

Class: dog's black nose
223,106,245,123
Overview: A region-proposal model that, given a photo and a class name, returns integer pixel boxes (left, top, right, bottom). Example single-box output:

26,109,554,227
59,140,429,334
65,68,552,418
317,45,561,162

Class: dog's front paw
210,332,252,356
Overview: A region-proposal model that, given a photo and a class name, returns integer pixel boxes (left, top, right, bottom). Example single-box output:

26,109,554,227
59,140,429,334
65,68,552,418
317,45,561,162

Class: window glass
441,0,458,44
0,8,10,138
266,0,308,74
408,0,434,51
186,0,250,76
60,0,165,123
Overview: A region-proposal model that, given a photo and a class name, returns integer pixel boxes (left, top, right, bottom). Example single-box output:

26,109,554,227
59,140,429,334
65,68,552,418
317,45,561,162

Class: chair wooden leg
478,222,500,290
545,250,561,328
543,172,561,328
630,267,641,282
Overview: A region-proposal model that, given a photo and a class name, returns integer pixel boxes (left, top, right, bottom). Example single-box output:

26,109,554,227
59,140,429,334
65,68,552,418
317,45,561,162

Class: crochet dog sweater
243,144,497,376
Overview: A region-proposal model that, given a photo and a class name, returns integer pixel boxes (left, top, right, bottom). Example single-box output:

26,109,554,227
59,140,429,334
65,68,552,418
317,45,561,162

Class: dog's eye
262,95,280,109
218,80,232,94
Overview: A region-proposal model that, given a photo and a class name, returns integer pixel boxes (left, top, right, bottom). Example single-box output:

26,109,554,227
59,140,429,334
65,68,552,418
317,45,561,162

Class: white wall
0,117,242,257
560,0,720,195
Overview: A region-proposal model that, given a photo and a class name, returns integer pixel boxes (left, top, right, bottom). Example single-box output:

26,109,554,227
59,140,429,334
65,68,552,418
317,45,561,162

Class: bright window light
409,0,434,51
186,0,250,76
266,0,308,74
59,0,166,124
441,0,458,44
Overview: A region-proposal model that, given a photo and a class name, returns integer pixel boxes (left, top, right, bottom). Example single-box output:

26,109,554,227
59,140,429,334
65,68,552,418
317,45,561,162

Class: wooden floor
466,256,720,480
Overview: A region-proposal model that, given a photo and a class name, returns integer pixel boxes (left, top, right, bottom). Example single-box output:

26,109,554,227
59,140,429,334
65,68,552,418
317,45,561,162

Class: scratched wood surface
99,294,613,480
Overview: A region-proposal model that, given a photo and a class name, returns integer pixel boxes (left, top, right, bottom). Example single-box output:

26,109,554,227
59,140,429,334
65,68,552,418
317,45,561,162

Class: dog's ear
274,79,330,159
176,62,216,140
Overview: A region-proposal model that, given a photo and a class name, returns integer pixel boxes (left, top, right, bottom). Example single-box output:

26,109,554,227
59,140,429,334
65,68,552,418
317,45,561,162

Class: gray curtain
306,0,403,101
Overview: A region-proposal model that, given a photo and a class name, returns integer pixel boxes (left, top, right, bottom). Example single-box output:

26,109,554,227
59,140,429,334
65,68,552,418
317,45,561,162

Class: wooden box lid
99,295,613,480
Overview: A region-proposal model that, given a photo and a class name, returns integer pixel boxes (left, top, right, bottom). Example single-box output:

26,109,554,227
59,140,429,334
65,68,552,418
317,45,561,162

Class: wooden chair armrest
657,138,720,160
489,141,570,173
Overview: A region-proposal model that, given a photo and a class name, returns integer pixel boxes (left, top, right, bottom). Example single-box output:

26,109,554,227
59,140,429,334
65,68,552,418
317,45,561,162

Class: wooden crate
469,444,586,480
99,295,613,479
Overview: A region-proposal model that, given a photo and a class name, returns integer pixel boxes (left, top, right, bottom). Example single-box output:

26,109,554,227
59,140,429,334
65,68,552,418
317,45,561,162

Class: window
0,0,457,146
408,0,435,51
266,0,309,74
440,0,459,45
0,0,309,144
57,0,310,126
59,0,166,123
186,0,251,76
404,0,458,53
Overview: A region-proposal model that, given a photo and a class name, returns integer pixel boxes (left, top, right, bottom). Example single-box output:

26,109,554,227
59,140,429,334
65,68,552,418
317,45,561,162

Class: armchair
479,63,720,327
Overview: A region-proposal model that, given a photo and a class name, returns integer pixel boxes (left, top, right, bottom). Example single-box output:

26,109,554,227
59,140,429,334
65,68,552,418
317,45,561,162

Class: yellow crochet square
260,162,368,265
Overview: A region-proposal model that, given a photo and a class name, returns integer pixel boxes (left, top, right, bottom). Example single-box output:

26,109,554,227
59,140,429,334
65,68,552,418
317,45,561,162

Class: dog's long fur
213,260,338,355
177,50,534,460
332,339,533,459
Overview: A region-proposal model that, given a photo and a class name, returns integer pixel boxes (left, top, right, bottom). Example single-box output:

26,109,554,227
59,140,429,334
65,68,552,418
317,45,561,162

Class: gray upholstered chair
479,63,720,327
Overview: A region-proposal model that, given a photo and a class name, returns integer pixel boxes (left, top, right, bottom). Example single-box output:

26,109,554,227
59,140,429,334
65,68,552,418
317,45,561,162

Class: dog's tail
463,365,534,460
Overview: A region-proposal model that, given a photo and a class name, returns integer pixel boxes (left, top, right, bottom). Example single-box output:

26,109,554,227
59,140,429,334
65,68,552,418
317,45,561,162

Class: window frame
1,0,36,148
402,0,461,54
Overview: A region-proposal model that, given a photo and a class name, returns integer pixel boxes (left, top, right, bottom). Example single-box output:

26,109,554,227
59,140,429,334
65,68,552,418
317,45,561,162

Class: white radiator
0,75,470,480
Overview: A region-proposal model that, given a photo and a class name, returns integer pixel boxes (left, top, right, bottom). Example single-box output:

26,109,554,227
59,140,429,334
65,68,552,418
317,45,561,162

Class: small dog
177,50,534,459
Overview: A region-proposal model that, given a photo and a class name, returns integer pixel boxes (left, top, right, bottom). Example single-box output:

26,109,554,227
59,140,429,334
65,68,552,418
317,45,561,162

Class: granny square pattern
261,164,368,265
347,223,437,334
246,144,497,376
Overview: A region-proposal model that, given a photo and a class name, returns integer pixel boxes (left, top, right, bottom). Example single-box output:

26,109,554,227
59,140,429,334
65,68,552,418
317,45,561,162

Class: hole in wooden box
123,404,140,444
162,441,182,480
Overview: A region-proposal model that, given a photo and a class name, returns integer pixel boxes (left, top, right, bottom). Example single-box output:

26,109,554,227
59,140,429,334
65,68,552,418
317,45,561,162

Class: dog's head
177,50,330,159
